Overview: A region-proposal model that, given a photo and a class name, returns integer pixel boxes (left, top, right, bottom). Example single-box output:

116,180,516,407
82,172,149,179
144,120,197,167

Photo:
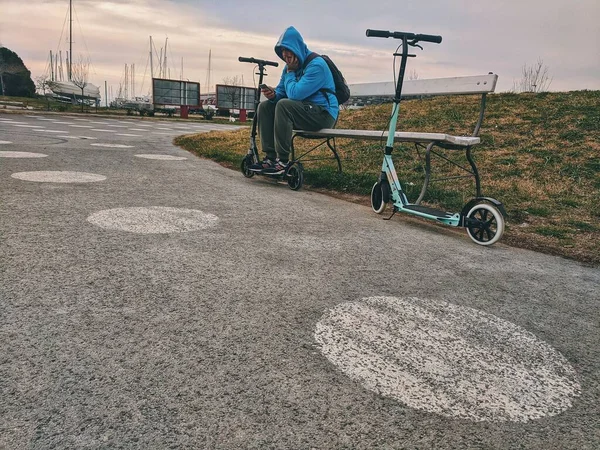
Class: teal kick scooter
366,29,506,245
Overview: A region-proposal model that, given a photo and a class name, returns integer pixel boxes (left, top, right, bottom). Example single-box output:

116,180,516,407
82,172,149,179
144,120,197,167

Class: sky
1,0,599,101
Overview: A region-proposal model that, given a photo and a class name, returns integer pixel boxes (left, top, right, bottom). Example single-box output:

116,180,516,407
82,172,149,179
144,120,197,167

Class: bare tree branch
512,58,553,93
220,76,243,112
70,56,90,111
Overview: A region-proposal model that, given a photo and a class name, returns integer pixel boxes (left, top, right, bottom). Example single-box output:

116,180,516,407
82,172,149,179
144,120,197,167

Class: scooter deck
402,204,454,218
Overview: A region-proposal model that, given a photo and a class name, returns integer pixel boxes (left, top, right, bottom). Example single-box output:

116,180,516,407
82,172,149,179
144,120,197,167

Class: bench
291,73,497,203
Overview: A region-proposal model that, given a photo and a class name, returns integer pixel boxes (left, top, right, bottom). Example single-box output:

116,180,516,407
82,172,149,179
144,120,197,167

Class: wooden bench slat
293,129,480,147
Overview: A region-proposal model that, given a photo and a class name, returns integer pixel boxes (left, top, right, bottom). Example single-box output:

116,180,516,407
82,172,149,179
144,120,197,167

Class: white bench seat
293,129,480,147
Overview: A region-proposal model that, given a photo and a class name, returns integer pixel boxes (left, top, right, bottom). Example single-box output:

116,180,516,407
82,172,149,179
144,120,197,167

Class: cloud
1,0,598,99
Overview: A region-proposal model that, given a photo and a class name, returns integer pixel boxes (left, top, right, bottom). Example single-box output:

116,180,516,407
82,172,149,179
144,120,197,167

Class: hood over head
275,26,310,66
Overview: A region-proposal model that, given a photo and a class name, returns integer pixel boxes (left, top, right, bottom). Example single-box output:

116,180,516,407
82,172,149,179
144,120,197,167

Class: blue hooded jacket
272,26,339,120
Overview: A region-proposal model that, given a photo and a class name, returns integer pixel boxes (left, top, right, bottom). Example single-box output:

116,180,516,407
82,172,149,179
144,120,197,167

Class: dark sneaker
249,158,275,172
263,159,289,175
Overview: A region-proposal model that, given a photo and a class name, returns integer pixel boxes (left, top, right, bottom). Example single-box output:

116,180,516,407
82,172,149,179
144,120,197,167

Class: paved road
1,112,599,449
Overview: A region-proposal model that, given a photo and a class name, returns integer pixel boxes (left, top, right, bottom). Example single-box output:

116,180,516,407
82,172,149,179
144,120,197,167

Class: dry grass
175,91,600,265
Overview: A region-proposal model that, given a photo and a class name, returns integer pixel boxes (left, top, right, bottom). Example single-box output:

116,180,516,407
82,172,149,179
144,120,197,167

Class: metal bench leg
291,134,297,162
326,137,342,173
466,147,482,197
415,142,435,205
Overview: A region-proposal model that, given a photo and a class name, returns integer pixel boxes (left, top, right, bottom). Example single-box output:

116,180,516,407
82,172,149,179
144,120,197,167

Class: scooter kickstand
383,207,398,221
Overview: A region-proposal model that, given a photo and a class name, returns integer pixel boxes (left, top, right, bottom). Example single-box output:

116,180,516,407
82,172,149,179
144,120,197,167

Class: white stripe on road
11,171,106,183
135,154,187,160
315,296,580,423
116,133,142,137
87,207,219,234
90,143,134,148
0,151,48,158
57,136,98,140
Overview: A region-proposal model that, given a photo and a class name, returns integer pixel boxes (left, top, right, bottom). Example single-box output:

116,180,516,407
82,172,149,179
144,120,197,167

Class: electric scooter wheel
371,181,390,214
240,155,255,178
466,203,505,246
287,162,304,191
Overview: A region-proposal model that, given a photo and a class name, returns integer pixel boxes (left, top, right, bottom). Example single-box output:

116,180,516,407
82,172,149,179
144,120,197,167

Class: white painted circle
11,171,106,183
134,154,187,161
0,141,13,144
0,151,48,158
87,207,219,234
90,143,134,148
315,296,580,423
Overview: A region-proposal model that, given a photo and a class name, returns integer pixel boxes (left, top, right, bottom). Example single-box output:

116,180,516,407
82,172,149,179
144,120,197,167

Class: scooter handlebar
365,29,390,38
238,56,279,67
415,33,442,44
366,29,442,44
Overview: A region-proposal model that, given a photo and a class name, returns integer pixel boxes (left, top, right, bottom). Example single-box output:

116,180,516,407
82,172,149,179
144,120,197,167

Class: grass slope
175,91,600,265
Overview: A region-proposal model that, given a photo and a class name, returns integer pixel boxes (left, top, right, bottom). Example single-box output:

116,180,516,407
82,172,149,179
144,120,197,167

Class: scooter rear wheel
287,163,304,190
240,154,255,178
466,203,504,246
371,181,390,214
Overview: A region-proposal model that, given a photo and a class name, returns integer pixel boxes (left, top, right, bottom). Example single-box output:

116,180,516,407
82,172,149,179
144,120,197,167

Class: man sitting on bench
249,26,339,175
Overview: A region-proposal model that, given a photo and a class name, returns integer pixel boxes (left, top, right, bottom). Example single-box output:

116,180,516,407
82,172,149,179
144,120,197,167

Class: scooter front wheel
240,154,255,178
466,203,504,246
371,181,390,214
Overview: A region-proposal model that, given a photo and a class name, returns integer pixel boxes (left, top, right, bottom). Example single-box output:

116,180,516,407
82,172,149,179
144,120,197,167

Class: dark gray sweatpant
257,99,336,161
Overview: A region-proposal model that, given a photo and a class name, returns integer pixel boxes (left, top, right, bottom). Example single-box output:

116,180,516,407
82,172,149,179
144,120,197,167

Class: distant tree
35,75,53,110
0,46,35,97
512,58,552,93
222,75,242,87
220,75,243,112
408,69,420,81
71,56,90,112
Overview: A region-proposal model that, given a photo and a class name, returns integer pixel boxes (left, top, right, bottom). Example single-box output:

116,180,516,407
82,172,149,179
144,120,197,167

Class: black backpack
304,52,351,105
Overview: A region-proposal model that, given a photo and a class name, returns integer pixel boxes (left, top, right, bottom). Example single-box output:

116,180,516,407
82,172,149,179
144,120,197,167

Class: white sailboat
47,0,100,102
49,80,100,100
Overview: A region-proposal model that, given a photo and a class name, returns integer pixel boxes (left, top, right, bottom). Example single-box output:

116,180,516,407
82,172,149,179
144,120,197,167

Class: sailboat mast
69,0,73,80
50,51,54,81
164,37,168,78
149,36,154,80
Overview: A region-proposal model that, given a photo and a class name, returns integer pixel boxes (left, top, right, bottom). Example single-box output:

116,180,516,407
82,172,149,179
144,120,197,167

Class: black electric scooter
237,56,304,190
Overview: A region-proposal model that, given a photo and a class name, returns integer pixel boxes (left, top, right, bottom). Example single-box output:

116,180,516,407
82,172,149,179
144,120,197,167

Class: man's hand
286,55,299,72
282,49,299,72
261,85,276,100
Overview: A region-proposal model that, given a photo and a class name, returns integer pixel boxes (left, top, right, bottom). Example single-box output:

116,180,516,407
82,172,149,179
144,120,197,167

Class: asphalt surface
1,112,599,449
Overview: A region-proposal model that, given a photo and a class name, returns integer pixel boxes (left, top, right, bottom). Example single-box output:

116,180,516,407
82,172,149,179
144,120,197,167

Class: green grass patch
567,220,598,232
559,130,585,142
526,206,552,217
534,226,572,239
